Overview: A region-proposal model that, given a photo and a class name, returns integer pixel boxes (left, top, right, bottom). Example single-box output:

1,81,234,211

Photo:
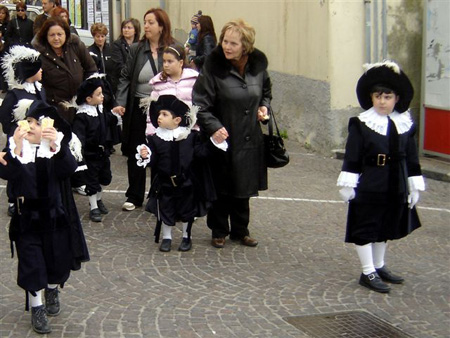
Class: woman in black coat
190,15,216,72
113,8,177,211
5,2,33,48
192,19,272,249
111,18,140,92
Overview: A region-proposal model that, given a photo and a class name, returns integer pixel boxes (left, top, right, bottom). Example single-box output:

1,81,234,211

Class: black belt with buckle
364,153,405,167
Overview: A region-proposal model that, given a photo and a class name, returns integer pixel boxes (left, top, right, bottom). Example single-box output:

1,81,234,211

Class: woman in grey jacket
113,8,177,211
193,19,272,249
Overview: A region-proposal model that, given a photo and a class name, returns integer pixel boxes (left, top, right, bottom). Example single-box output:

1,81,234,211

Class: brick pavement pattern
0,139,449,337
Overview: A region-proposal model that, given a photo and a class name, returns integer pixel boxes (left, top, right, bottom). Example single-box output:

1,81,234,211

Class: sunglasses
17,9,26,12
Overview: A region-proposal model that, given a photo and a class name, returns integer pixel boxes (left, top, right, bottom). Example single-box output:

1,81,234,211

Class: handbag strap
147,49,158,75
268,109,282,138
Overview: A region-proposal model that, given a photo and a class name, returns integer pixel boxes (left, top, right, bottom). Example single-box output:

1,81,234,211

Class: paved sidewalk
0,139,449,337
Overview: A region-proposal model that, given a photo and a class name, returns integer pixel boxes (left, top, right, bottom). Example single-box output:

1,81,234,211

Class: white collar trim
22,81,42,94
358,107,413,135
76,104,103,117
155,126,190,141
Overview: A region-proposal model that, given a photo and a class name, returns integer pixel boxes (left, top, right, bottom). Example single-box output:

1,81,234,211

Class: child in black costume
137,95,221,252
0,100,89,334
71,74,118,222
0,45,46,216
337,61,425,293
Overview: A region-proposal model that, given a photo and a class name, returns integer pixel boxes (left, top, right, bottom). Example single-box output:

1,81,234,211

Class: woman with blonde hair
193,19,272,248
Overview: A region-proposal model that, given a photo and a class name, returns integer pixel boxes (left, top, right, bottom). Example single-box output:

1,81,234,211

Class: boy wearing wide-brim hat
0,45,46,217
136,94,221,252
337,61,425,293
69,73,119,222
0,99,89,334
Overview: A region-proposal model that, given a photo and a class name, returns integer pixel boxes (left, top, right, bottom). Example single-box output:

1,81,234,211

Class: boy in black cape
0,99,89,334
136,95,221,252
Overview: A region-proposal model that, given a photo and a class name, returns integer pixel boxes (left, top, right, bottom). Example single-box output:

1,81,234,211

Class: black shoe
45,287,60,316
96,200,109,214
7,204,15,217
89,208,102,222
159,239,172,252
178,238,192,252
31,305,51,334
376,266,404,284
359,272,390,293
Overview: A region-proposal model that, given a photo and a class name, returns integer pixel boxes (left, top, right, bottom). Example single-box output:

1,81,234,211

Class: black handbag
264,110,289,168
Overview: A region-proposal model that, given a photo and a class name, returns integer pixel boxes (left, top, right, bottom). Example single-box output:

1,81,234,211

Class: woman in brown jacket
33,17,97,123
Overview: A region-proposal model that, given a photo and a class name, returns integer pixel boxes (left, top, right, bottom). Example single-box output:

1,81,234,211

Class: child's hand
13,126,27,155
41,126,58,150
408,190,420,209
339,187,355,202
0,152,7,166
140,147,149,158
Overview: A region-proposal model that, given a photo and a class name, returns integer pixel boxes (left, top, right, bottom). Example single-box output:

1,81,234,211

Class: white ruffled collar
76,104,103,117
22,81,42,94
358,107,413,135
155,126,190,141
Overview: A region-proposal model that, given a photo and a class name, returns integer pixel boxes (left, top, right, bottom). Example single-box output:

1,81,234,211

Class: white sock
182,222,189,239
89,195,98,210
355,243,375,275
373,242,387,269
97,189,103,201
162,223,172,239
47,284,58,289
29,290,43,308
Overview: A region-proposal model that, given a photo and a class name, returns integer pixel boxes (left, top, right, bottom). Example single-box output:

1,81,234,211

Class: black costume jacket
144,129,216,226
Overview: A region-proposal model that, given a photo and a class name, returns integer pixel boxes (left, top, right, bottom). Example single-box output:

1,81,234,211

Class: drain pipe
374,0,379,60
382,0,387,59
364,0,372,63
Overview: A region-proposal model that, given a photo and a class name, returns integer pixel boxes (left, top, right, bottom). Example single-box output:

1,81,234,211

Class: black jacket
192,33,216,71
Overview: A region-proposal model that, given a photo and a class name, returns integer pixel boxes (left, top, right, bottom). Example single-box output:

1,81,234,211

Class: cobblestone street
1,139,449,337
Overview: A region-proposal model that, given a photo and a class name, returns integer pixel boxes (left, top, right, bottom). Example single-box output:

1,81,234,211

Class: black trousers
124,98,147,206
207,194,250,239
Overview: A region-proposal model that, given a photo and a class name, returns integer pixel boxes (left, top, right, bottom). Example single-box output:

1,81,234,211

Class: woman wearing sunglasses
5,2,34,48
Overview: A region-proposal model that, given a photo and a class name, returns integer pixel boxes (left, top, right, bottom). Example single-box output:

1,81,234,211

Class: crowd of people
0,2,426,335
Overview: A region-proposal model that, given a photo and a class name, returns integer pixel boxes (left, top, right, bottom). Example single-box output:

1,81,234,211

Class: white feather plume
363,60,401,74
86,73,106,81
60,96,79,110
1,46,41,90
69,133,83,161
13,99,34,121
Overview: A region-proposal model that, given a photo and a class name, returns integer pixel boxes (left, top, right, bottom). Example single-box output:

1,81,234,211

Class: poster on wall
421,0,450,157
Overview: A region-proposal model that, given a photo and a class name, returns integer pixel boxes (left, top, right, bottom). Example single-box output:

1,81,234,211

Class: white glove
339,187,355,202
408,190,420,209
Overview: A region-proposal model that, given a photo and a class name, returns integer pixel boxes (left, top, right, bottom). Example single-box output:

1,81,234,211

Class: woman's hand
257,106,269,121
212,127,229,144
112,106,126,116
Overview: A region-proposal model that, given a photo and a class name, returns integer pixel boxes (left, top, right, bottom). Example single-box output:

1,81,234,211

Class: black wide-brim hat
150,95,190,128
76,77,103,105
356,61,414,113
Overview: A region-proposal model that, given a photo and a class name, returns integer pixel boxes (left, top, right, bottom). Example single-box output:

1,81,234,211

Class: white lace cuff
337,171,359,187
8,137,34,163
210,137,228,151
408,175,425,192
37,132,63,158
136,144,151,168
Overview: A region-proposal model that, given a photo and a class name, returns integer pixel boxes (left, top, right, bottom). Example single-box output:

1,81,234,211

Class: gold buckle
377,154,386,166
170,175,178,187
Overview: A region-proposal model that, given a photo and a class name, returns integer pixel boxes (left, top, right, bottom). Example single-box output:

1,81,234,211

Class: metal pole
364,0,372,63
